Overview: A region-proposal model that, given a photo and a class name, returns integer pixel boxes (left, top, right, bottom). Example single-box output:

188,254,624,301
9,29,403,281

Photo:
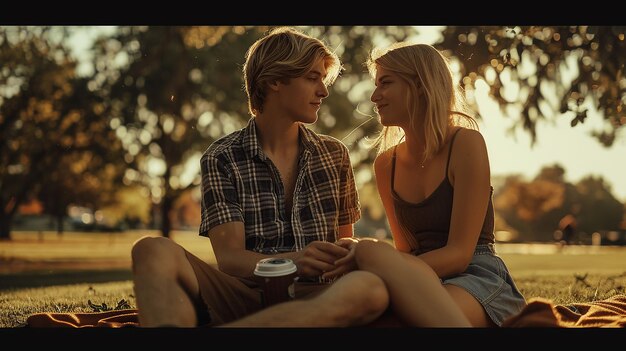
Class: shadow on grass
0,269,132,290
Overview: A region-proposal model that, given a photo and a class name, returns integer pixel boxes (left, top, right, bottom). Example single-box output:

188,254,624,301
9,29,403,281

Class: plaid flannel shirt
199,118,361,254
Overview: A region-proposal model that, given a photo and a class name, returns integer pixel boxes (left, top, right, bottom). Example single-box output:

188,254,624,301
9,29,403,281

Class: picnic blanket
501,294,626,327
27,309,140,328
26,294,626,327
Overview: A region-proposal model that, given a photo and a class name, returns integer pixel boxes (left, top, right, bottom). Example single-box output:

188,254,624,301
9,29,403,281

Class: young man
131,27,389,327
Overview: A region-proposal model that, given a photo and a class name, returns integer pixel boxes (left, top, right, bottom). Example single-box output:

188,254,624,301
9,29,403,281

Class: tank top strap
445,129,463,176
391,145,398,191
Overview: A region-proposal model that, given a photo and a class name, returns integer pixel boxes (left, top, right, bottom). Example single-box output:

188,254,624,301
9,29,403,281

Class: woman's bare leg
355,240,471,327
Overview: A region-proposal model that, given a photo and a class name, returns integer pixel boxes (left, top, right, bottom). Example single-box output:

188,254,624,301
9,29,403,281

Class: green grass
1,281,135,328
3,271,624,328
1,231,626,328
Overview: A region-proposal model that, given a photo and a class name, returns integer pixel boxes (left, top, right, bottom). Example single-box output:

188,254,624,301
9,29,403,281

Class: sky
476,83,626,202
66,26,626,203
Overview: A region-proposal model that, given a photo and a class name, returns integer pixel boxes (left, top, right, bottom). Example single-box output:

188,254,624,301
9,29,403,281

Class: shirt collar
243,118,320,160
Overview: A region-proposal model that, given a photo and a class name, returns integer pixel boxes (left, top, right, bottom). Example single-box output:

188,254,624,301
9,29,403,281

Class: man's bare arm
208,222,350,279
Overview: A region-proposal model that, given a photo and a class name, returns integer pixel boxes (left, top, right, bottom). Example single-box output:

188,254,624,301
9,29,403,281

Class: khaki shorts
184,250,329,326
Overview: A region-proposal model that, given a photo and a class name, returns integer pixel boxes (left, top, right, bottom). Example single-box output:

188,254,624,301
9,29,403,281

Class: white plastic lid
254,258,297,277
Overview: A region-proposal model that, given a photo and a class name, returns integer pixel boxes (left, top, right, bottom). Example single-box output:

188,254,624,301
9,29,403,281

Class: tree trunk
56,213,64,236
160,161,173,238
161,195,172,238
0,212,12,241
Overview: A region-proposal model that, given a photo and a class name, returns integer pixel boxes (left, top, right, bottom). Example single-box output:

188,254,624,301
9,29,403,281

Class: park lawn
1,231,625,327
3,269,625,328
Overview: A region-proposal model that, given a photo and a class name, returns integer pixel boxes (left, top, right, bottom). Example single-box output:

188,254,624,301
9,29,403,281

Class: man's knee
334,271,389,318
131,236,181,271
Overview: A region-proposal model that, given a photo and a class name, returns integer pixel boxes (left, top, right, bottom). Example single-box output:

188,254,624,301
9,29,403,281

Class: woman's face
370,66,410,127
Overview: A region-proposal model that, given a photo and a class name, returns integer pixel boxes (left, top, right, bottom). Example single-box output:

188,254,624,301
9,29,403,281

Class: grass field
1,231,625,327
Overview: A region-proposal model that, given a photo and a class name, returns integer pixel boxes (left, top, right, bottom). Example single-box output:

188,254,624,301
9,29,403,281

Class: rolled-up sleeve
337,146,361,226
199,154,243,237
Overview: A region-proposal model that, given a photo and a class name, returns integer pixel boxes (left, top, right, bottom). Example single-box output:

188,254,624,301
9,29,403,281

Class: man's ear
268,80,280,92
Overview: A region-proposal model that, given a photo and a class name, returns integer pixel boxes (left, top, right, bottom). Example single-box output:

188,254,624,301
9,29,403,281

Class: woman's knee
354,240,393,269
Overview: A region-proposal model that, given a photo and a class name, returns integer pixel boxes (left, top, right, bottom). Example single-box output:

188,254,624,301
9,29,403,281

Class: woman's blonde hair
243,27,342,116
366,42,477,161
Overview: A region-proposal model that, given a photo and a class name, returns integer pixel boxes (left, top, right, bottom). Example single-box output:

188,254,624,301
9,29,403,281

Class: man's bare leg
131,236,201,327
222,271,389,327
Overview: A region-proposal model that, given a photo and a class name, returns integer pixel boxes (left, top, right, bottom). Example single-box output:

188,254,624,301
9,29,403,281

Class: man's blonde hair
243,27,342,116
367,42,477,161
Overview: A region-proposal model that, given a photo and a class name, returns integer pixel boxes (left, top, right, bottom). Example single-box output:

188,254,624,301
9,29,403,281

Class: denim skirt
441,244,526,326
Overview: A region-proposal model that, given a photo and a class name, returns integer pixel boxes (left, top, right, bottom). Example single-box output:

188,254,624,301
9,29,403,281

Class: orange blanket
27,309,140,328
501,294,626,327
27,294,626,327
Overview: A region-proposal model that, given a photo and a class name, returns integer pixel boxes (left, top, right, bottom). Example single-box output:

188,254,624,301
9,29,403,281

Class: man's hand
321,237,359,280
294,241,349,278
323,238,381,280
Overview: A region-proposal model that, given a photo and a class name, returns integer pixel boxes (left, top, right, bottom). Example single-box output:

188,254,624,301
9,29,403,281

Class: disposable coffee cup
253,258,298,307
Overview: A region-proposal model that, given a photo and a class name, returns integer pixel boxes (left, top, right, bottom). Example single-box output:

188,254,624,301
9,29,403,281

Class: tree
37,153,124,234
439,26,626,147
494,172,566,240
0,27,123,240
536,166,582,238
575,176,623,233
494,165,623,241
92,26,266,237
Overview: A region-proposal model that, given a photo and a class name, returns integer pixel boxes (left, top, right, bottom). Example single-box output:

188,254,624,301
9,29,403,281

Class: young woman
332,42,526,327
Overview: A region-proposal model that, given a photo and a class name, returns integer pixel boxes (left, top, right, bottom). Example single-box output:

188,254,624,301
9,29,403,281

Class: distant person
559,214,578,245
331,42,527,326
130,27,388,327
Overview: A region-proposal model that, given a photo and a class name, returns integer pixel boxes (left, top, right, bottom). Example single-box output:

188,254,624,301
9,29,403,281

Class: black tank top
391,129,495,255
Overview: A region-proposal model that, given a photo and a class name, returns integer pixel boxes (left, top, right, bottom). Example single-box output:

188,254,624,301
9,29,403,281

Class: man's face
277,58,329,124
